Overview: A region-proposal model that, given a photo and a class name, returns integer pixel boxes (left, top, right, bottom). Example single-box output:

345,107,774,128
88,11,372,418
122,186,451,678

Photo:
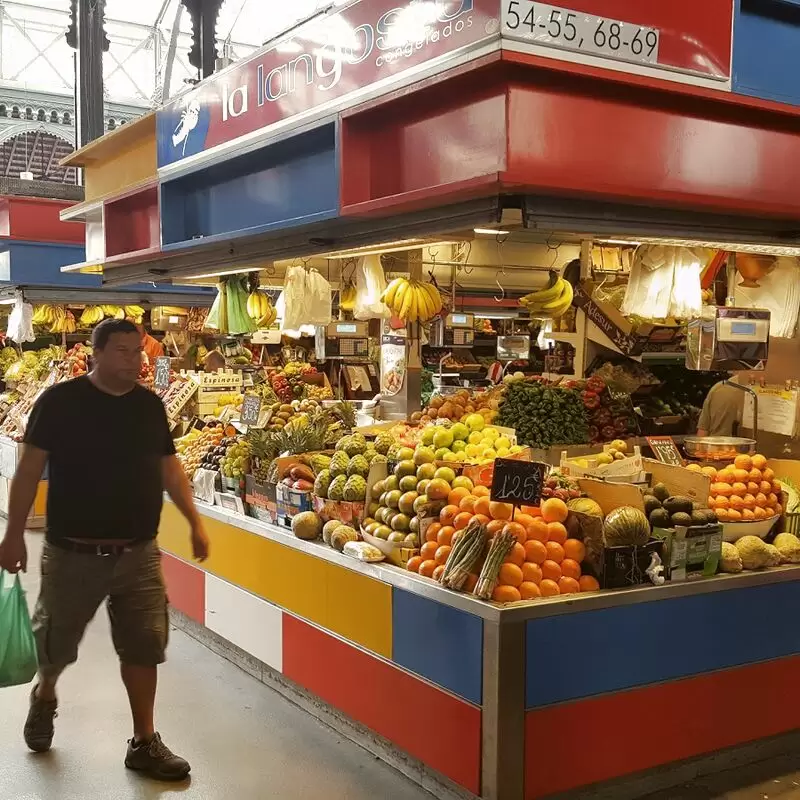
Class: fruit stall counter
0,438,46,528
157,499,800,800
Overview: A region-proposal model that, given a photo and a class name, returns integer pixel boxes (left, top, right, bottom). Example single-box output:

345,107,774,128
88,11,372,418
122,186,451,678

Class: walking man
0,318,209,780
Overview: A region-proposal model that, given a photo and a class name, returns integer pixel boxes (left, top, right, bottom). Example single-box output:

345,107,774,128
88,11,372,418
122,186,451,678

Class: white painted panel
205,574,283,673
0,475,8,514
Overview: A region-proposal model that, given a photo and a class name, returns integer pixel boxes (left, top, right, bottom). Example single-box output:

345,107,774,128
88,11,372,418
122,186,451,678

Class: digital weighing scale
686,306,770,372
315,321,371,360
430,312,475,348
316,321,380,401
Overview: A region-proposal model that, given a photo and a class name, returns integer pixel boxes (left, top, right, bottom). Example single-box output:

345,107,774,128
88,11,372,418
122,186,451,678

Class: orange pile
408,493,601,603
701,454,782,522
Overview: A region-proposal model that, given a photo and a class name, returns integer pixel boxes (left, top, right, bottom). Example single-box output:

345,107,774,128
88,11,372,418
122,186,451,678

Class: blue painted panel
0,241,94,287
526,580,800,709
392,587,483,705
161,124,339,247
733,0,800,106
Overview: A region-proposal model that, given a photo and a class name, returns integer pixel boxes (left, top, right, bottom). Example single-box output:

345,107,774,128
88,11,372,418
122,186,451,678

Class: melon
567,498,603,518
292,511,322,540
603,507,650,547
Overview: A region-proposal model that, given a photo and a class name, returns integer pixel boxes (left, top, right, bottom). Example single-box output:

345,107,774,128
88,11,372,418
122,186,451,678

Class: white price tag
503,2,660,67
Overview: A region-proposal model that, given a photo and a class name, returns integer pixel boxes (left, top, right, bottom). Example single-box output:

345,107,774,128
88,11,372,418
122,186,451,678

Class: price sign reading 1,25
503,2,660,67
154,357,171,390
491,458,547,506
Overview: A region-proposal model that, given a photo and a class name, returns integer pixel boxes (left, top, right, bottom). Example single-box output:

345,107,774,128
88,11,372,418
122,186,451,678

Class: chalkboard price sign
240,393,261,426
154,357,171,390
490,458,547,506
646,436,683,466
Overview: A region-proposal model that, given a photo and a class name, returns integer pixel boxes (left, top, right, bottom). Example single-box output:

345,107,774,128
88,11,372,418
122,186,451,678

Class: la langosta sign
157,0,497,167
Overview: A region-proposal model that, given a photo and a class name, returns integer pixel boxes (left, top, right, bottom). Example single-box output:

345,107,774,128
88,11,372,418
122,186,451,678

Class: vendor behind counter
697,380,745,437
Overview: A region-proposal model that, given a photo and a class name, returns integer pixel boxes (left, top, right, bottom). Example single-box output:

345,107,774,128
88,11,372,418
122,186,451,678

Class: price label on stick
646,436,683,466
240,394,261,426
154,357,171,390
491,458,547,506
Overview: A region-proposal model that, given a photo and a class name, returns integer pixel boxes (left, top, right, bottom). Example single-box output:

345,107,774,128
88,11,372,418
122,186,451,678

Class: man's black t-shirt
24,377,176,542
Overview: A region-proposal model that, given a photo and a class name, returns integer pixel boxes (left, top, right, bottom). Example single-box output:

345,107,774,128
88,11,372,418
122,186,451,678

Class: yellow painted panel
33,481,48,516
83,131,157,203
323,563,392,658
158,504,392,657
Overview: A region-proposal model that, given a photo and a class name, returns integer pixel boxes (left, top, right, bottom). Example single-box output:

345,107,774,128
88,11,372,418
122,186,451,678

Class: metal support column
75,0,106,147
481,618,526,800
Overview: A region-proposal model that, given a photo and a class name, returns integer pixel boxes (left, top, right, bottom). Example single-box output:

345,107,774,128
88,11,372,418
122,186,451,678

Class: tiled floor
0,532,433,800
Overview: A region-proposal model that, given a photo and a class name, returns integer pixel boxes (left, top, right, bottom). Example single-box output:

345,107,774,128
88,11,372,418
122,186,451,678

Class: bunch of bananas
519,273,574,319
381,278,443,323
50,308,77,334
79,306,105,326
124,305,145,323
245,290,277,328
32,305,59,326
339,281,356,312
246,290,273,323
100,305,125,319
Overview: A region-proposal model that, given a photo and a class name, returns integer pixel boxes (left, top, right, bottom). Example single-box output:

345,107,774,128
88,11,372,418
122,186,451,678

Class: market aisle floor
0,533,433,800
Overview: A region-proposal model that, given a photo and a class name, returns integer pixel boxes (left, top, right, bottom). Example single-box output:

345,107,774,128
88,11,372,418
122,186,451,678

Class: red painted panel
282,615,481,794
536,0,733,80
505,80,800,217
525,655,800,799
0,197,84,244
160,552,205,624
340,74,507,209
104,186,159,258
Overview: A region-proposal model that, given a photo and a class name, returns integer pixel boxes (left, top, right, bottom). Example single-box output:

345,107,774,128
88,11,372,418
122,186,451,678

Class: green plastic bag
0,570,37,688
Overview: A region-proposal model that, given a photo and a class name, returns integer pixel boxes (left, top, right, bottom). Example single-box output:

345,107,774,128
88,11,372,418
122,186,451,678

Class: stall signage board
154,357,171,390
646,436,683,466
240,394,262,426
743,387,799,438
500,0,732,82
156,0,499,167
491,458,547,506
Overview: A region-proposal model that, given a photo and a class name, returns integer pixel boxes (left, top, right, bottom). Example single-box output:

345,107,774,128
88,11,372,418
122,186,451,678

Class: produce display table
0,437,47,529
158,500,800,800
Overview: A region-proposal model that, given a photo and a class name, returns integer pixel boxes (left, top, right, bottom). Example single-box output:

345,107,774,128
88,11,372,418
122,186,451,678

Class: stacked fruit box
194,370,243,417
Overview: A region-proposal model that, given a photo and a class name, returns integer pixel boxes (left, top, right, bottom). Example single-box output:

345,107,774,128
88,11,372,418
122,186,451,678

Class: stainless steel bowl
683,436,756,460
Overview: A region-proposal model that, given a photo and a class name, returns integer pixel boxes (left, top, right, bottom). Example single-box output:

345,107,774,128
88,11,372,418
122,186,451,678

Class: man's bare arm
0,444,48,572
162,455,209,561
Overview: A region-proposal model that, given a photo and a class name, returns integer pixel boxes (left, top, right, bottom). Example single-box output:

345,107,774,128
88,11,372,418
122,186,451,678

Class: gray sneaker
24,685,58,752
125,733,191,781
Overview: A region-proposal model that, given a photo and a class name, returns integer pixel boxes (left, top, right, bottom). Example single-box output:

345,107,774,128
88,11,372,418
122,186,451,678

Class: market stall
43,0,800,797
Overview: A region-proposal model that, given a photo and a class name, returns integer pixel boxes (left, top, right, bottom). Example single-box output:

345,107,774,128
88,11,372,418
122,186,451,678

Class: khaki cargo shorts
32,540,169,678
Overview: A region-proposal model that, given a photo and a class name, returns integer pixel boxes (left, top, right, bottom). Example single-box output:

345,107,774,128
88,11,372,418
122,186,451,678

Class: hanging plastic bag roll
281,265,311,333
0,571,37,688
354,255,388,320
306,269,333,326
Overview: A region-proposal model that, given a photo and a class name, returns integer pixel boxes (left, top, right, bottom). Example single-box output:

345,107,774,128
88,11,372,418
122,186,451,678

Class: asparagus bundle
474,529,516,600
440,519,486,590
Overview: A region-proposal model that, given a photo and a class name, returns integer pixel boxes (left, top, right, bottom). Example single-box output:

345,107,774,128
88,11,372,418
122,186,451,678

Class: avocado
671,512,693,528
649,508,672,529
643,495,663,516
652,483,670,502
703,509,719,524
691,510,710,525
663,495,694,515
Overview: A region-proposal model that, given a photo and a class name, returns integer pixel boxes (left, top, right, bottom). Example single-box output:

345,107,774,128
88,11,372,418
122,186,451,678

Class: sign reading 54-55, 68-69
503,2,660,66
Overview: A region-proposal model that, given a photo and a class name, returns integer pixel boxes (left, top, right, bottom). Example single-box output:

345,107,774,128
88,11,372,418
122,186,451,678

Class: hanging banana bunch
246,290,271,321
49,308,77,334
123,305,145,323
339,281,357,312
519,272,574,319
380,277,443,323
79,306,105,327
32,305,57,326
